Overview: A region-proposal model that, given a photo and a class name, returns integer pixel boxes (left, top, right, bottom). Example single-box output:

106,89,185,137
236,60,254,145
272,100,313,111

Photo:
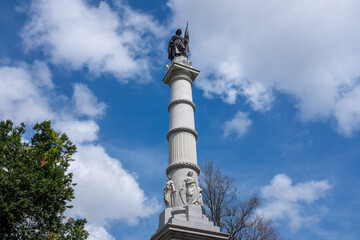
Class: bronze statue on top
168,22,189,61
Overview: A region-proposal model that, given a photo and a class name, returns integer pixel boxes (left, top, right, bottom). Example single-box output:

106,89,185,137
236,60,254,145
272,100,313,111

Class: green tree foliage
0,120,88,239
200,161,280,240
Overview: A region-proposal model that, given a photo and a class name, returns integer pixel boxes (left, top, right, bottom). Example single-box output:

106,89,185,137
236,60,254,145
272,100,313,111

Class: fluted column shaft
162,57,200,207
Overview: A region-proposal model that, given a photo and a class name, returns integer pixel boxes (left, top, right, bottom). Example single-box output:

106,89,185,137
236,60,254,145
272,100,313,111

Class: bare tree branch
200,161,281,240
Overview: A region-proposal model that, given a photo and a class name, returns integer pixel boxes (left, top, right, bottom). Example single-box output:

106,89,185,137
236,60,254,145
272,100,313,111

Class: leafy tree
0,120,88,239
200,161,280,240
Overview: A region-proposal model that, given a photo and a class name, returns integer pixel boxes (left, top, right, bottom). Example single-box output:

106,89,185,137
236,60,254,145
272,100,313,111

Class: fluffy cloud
22,0,165,82
169,0,360,135
54,120,99,144
0,61,54,124
223,111,252,138
69,145,159,226
0,61,159,239
73,83,106,118
333,85,360,135
258,174,331,231
86,225,115,240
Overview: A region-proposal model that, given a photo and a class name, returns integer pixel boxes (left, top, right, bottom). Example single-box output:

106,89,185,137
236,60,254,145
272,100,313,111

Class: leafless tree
200,161,280,240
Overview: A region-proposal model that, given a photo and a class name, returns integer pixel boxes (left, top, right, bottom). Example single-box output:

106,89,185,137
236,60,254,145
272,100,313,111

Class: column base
150,223,229,240
150,205,228,240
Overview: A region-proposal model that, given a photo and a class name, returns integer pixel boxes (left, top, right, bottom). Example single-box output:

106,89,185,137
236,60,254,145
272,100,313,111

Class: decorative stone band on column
168,99,196,112
166,161,201,175
167,127,198,141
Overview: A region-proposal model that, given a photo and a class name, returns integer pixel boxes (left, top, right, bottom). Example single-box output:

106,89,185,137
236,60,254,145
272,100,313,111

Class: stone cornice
168,99,196,112
167,127,198,141
162,62,200,86
166,161,200,175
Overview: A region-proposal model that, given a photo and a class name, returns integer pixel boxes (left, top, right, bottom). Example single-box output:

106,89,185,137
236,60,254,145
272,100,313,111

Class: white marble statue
197,185,203,207
180,171,203,206
164,175,176,208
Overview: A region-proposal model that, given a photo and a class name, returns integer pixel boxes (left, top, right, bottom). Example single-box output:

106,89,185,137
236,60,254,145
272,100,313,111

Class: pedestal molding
168,99,196,112
167,127,198,141
151,223,229,240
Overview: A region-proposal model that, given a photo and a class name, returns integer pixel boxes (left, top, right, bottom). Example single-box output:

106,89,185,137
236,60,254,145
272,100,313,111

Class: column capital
162,62,200,86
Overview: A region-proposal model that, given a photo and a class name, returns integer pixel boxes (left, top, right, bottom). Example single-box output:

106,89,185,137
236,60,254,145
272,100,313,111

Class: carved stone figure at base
180,171,203,206
164,175,176,208
184,171,196,204
198,185,203,207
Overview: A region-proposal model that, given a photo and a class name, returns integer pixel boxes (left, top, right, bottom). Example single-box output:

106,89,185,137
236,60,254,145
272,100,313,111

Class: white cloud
333,85,360,136
0,61,160,239
169,0,360,135
73,83,106,118
68,145,160,226
86,225,115,240
223,111,252,138
258,174,331,231
31,60,54,88
54,120,99,144
22,0,165,82
0,62,54,124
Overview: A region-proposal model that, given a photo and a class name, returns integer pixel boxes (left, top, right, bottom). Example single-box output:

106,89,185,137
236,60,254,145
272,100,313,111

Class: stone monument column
150,26,228,240
164,56,201,208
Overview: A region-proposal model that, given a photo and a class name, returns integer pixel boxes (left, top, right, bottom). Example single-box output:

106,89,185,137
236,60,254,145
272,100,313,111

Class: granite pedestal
151,205,228,240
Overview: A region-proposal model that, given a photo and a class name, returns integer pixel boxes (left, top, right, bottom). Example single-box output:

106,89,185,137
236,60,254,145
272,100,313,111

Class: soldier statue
168,22,189,61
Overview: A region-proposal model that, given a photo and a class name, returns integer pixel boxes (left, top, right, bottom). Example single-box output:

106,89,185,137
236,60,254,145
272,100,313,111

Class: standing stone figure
168,22,189,61
164,175,176,208
197,185,204,207
180,171,203,206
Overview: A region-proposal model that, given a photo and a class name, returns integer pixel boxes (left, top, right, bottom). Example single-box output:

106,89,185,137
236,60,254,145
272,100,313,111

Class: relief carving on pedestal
180,171,203,206
164,175,176,208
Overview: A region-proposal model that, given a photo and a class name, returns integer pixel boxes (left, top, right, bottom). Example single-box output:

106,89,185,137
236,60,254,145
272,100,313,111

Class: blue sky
1,0,360,239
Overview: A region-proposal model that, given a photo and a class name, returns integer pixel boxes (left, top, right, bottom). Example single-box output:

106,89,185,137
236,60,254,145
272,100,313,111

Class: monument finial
168,23,190,61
